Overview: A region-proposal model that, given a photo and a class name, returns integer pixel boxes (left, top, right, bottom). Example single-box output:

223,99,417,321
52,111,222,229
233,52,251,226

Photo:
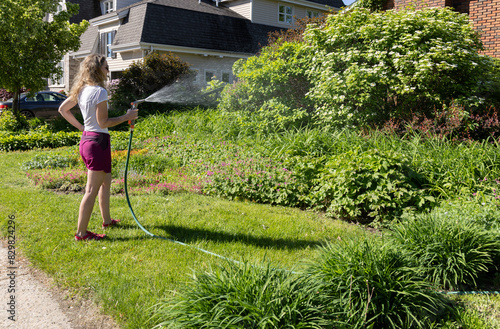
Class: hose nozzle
129,99,146,128
130,99,146,109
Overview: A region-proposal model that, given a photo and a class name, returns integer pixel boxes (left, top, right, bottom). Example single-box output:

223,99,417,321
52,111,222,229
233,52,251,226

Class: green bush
218,41,315,134
26,117,45,130
305,7,491,127
0,130,80,151
110,52,191,111
390,211,499,290
307,237,446,329
313,148,433,223
152,262,330,329
0,110,29,132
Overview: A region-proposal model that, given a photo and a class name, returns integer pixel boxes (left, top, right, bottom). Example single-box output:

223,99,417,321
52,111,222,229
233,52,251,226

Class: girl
59,54,138,241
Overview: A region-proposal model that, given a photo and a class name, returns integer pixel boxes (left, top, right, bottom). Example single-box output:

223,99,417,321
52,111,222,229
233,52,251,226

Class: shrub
218,41,315,134
305,7,492,128
382,103,500,141
0,109,29,132
109,52,191,111
313,148,433,223
390,211,499,290
307,237,446,329
152,262,330,329
0,130,80,151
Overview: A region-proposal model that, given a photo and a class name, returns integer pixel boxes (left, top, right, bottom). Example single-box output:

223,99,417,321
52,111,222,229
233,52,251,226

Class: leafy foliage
305,7,491,127
218,41,315,134
220,8,495,131
109,52,191,111
0,0,88,113
0,130,80,151
313,148,433,223
0,110,29,132
21,153,78,170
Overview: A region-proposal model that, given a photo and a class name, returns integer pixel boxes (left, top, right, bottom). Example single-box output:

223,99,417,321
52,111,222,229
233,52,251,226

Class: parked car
0,91,68,119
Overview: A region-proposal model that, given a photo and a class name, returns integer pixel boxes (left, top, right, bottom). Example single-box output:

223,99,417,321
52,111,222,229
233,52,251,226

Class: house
383,0,500,58
50,0,343,92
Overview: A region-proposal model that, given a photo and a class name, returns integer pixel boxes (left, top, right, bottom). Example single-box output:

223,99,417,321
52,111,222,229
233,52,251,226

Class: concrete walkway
0,240,119,329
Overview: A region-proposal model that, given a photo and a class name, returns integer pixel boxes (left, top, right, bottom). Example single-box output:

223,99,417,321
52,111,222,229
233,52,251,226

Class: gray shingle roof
308,0,345,7
136,2,280,54
78,0,341,55
73,24,99,56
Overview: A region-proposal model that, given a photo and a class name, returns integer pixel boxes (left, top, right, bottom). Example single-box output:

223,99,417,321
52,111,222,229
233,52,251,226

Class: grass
0,148,362,328
2,110,500,328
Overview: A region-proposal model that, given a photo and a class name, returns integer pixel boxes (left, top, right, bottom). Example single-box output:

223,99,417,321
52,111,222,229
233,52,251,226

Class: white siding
109,49,143,73
252,0,283,26
251,0,329,27
224,0,252,20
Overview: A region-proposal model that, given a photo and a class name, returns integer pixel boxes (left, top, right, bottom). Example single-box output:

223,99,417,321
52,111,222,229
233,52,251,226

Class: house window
307,10,319,18
191,69,200,83
106,32,113,57
49,60,64,86
279,4,293,24
222,71,231,83
56,2,64,13
205,70,216,83
100,31,116,58
102,0,114,14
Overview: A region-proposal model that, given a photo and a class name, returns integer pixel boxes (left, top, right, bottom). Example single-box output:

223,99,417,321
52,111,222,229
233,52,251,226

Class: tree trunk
11,89,20,117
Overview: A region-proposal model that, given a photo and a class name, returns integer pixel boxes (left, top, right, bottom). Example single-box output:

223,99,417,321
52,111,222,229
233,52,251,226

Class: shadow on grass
112,223,322,250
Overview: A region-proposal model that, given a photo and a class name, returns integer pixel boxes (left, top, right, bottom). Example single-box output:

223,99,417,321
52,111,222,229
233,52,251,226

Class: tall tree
0,0,88,114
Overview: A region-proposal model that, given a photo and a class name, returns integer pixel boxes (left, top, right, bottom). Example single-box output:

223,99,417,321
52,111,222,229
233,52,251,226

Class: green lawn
0,148,364,328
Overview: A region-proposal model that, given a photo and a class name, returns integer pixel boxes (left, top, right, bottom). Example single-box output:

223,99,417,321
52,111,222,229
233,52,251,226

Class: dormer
101,0,115,14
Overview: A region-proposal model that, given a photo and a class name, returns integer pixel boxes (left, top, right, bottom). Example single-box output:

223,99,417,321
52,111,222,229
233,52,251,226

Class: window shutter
100,33,106,55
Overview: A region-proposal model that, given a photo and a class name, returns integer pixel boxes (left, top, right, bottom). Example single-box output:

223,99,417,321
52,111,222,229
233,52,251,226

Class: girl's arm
58,98,84,131
96,101,138,129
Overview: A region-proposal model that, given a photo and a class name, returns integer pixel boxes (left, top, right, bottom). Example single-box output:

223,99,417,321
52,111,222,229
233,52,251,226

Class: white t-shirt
78,85,109,133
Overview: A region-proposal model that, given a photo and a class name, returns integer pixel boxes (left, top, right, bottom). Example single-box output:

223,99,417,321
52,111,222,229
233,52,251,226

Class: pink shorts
79,131,112,173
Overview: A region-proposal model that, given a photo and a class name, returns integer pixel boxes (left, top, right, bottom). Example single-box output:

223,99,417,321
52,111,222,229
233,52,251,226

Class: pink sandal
75,231,106,241
102,219,121,228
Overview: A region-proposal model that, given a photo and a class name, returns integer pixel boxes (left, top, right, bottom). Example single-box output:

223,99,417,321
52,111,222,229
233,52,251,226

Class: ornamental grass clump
307,237,446,329
151,262,331,329
390,212,499,290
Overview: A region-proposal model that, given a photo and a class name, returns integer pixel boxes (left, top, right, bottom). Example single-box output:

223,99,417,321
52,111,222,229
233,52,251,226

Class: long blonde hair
69,54,108,102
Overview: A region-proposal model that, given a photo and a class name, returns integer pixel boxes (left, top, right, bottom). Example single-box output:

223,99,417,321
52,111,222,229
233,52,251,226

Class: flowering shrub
305,7,491,128
221,7,495,132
